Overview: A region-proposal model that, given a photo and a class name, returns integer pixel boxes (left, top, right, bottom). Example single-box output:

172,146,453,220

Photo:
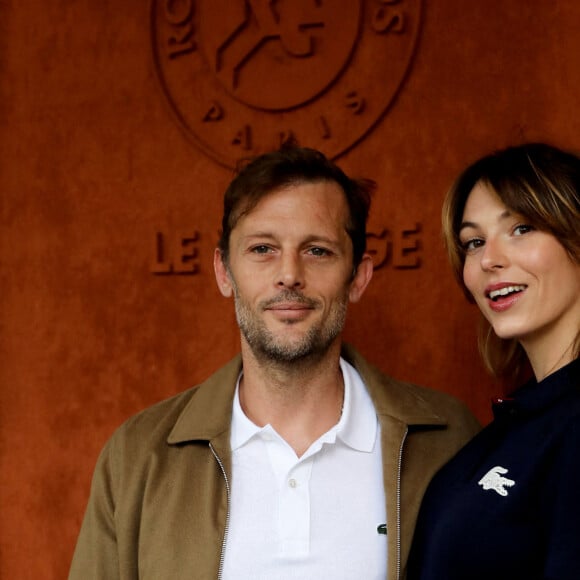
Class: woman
408,143,580,580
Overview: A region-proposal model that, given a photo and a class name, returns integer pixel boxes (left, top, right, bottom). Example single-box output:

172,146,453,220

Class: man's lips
266,303,313,311
263,295,318,321
265,303,314,319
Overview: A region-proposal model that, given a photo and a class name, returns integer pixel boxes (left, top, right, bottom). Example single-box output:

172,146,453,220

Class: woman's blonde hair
442,143,580,381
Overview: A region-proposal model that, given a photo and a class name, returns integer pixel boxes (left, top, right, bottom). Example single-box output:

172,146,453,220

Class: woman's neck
524,335,577,382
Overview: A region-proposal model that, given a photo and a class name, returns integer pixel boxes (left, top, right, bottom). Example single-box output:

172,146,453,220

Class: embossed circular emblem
152,0,421,168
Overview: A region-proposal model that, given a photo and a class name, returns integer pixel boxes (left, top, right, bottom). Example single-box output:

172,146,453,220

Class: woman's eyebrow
459,210,512,233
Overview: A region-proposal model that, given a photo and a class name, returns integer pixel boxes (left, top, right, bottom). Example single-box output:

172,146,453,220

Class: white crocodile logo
478,466,516,497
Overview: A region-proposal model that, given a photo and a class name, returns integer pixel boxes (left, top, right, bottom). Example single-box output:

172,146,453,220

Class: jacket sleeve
68,437,121,580
544,418,580,580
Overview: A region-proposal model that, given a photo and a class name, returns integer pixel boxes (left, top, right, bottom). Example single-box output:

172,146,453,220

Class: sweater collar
492,357,580,420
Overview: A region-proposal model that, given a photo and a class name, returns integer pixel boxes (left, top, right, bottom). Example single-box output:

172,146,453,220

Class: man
69,145,479,579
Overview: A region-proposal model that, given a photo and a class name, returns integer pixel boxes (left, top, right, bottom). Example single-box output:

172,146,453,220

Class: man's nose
276,252,305,289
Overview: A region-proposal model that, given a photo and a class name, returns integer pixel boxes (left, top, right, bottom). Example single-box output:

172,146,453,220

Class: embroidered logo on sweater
478,466,515,497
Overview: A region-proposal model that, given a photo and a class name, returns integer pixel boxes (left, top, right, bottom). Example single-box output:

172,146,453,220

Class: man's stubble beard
230,278,349,366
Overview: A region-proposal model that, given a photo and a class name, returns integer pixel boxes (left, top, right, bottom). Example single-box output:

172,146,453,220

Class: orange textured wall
1,1,579,578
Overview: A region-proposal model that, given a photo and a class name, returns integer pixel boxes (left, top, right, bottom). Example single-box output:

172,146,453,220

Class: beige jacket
69,345,480,580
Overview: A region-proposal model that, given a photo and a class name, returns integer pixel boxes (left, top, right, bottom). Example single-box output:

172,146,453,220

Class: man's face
214,181,372,364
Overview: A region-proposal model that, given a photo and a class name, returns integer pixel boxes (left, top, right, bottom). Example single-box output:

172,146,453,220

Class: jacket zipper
396,427,408,580
210,443,231,580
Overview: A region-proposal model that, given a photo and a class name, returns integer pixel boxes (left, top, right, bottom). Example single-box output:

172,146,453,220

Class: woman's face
459,182,580,355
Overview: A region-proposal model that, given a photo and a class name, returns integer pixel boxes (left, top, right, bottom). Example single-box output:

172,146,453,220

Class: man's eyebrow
242,232,276,240
242,232,340,243
301,234,341,247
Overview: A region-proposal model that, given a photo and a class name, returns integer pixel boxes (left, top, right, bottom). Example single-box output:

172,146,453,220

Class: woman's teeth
488,285,526,301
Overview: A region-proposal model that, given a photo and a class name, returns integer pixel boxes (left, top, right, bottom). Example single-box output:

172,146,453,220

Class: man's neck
238,343,345,457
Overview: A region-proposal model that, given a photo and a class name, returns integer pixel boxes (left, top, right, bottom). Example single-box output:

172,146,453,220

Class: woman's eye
461,238,484,252
513,224,535,236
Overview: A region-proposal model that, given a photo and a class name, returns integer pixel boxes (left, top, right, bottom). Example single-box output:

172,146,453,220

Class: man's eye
250,245,272,254
308,247,331,257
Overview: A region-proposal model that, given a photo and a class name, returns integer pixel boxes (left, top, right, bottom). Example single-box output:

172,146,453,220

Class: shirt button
288,478,297,488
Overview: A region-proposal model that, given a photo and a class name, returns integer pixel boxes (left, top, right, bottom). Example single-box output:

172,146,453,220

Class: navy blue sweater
408,358,580,580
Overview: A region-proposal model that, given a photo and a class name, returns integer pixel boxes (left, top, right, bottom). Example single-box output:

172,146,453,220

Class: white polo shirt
221,358,387,580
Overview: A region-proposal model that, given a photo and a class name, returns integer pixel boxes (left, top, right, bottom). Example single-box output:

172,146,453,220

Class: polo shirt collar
336,357,378,452
230,357,377,453
230,374,260,451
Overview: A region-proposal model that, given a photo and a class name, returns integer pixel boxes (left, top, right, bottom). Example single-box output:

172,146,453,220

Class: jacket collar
167,355,242,444
341,344,448,428
167,344,448,445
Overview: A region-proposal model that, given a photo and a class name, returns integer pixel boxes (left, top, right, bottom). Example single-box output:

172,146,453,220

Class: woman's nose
480,238,508,271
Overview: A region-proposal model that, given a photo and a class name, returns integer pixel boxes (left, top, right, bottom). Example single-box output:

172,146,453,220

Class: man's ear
214,248,233,298
349,254,373,303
